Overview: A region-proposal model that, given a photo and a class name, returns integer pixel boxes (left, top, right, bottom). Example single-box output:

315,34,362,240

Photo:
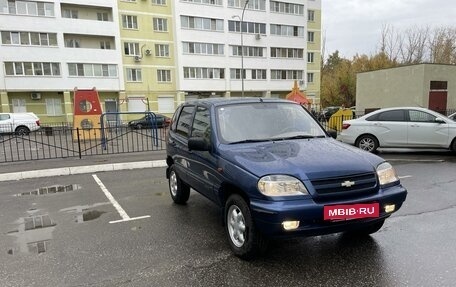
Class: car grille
310,172,378,202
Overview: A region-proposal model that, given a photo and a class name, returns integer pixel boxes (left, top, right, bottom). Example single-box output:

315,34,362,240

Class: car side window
370,110,405,121
0,114,10,121
408,110,436,122
191,106,211,143
175,106,195,137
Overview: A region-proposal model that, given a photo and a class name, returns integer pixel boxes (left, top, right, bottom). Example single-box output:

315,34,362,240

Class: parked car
449,112,456,121
166,98,407,259
339,107,456,153
318,106,341,121
0,112,40,135
128,113,170,129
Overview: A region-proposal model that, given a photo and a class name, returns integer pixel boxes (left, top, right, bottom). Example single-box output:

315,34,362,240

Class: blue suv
166,98,407,259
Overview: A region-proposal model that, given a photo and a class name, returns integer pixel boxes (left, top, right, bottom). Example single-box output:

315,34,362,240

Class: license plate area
324,203,379,221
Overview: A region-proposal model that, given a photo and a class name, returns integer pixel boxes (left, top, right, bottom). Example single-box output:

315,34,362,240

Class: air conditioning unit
31,92,41,100
145,49,151,56
299,80,305,86
255,33,261,40
134,55,141,62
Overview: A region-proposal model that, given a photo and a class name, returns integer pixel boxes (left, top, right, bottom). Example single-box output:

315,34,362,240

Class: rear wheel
451,138,456,153
168,166,190,204
135,123,143,129
15,126,30,136
225,194,268,260
356,135,379,153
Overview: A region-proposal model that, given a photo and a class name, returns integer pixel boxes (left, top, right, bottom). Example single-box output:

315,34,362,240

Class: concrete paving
0,150,167,182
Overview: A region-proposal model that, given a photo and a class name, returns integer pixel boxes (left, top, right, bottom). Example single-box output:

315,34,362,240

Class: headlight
258,175,308,196
376,162,399,186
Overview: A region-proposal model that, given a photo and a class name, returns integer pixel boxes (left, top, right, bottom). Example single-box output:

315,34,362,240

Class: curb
0,160,167,182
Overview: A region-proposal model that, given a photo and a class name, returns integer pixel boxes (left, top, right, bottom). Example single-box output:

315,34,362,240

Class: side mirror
188,137,210,151
327,129,338,139
435,117,446,124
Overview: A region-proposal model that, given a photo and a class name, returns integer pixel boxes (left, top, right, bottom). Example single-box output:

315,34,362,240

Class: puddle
17,184,82,196
7,214,56,255
81,210,106,222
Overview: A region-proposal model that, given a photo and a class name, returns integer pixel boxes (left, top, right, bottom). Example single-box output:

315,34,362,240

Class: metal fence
0,125,167,163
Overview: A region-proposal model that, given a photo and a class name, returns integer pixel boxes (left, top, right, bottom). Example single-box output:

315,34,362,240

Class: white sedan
338,107,456,153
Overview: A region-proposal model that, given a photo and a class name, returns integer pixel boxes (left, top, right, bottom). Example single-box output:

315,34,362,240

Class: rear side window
367,110,405,121
175,106,195,137
408,110,436,122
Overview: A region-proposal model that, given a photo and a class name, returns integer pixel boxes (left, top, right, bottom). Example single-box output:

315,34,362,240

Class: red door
428,91,447,114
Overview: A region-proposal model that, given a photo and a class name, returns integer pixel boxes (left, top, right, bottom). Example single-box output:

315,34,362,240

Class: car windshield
216,102,326,144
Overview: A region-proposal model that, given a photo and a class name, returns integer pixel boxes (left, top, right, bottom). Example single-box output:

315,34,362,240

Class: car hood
219,138,383,180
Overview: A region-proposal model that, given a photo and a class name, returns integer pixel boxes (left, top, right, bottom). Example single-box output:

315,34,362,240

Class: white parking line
92,174,150,224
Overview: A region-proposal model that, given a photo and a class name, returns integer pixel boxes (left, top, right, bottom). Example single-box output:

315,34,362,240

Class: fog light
385,204,395,213
282,220,300,231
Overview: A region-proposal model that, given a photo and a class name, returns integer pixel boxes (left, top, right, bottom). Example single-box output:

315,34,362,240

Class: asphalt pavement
0,151,167,182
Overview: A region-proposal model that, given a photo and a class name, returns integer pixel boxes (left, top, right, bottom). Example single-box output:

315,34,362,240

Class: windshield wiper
273,135,324,141
229,138,273,144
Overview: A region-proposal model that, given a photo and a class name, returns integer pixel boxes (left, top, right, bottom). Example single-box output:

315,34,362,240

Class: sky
322,0,456,59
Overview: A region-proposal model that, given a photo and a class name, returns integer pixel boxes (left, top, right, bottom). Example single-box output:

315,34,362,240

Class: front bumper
250,184,407,238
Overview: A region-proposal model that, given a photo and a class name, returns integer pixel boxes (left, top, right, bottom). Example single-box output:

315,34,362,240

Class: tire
356,135,379,153
225,194,268,260
346,219,385,236
168,166,190,204
451,138,456,153
15,126,30,136
135,124,143,130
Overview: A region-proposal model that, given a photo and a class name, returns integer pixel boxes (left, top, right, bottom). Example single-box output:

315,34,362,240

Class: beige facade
356,64,456,113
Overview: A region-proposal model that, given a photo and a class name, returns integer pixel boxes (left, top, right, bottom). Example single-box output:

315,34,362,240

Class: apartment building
0,0,321,123
174,0,321,105
118,0,176,118
0,0,123,123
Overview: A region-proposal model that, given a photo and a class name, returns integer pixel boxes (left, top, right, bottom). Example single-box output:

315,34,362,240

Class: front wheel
225,194,268,260
168,166,190,204
356,135,379,153
451,138,456,153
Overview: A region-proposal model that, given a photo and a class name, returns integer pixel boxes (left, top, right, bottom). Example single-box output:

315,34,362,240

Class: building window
181,16,224,32
228,0,266,11
183,67,225,79
62,9,78,19
1,0,54,16
46,98,62,116
307,72,314,83
124,42,140,56
65,38,80,48
153,18,168,32
5,62,60,76
251,69,267,80
183,42,224,55
155,44,170,57
307,52,314,63
270,47,303,58
157,70,171,82
270,24,304,37
97,12,109,21
122,15,138,29
100,41,111,49
271,69,303,80
230,69,245,80
231,46,265,57
1,31,57,46
228,20,266,34
126,68,142,82
152,0,166,4
68,63,117,77
270,1,304,15
12,98,26,113
308,31,315,42
308,10,315,21
181,0,222,4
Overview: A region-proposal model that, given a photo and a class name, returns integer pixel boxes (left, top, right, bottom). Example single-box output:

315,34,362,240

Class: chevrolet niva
166,98,407,259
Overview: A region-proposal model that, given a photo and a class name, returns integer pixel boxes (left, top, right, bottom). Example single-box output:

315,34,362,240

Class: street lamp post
232,0,249,97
